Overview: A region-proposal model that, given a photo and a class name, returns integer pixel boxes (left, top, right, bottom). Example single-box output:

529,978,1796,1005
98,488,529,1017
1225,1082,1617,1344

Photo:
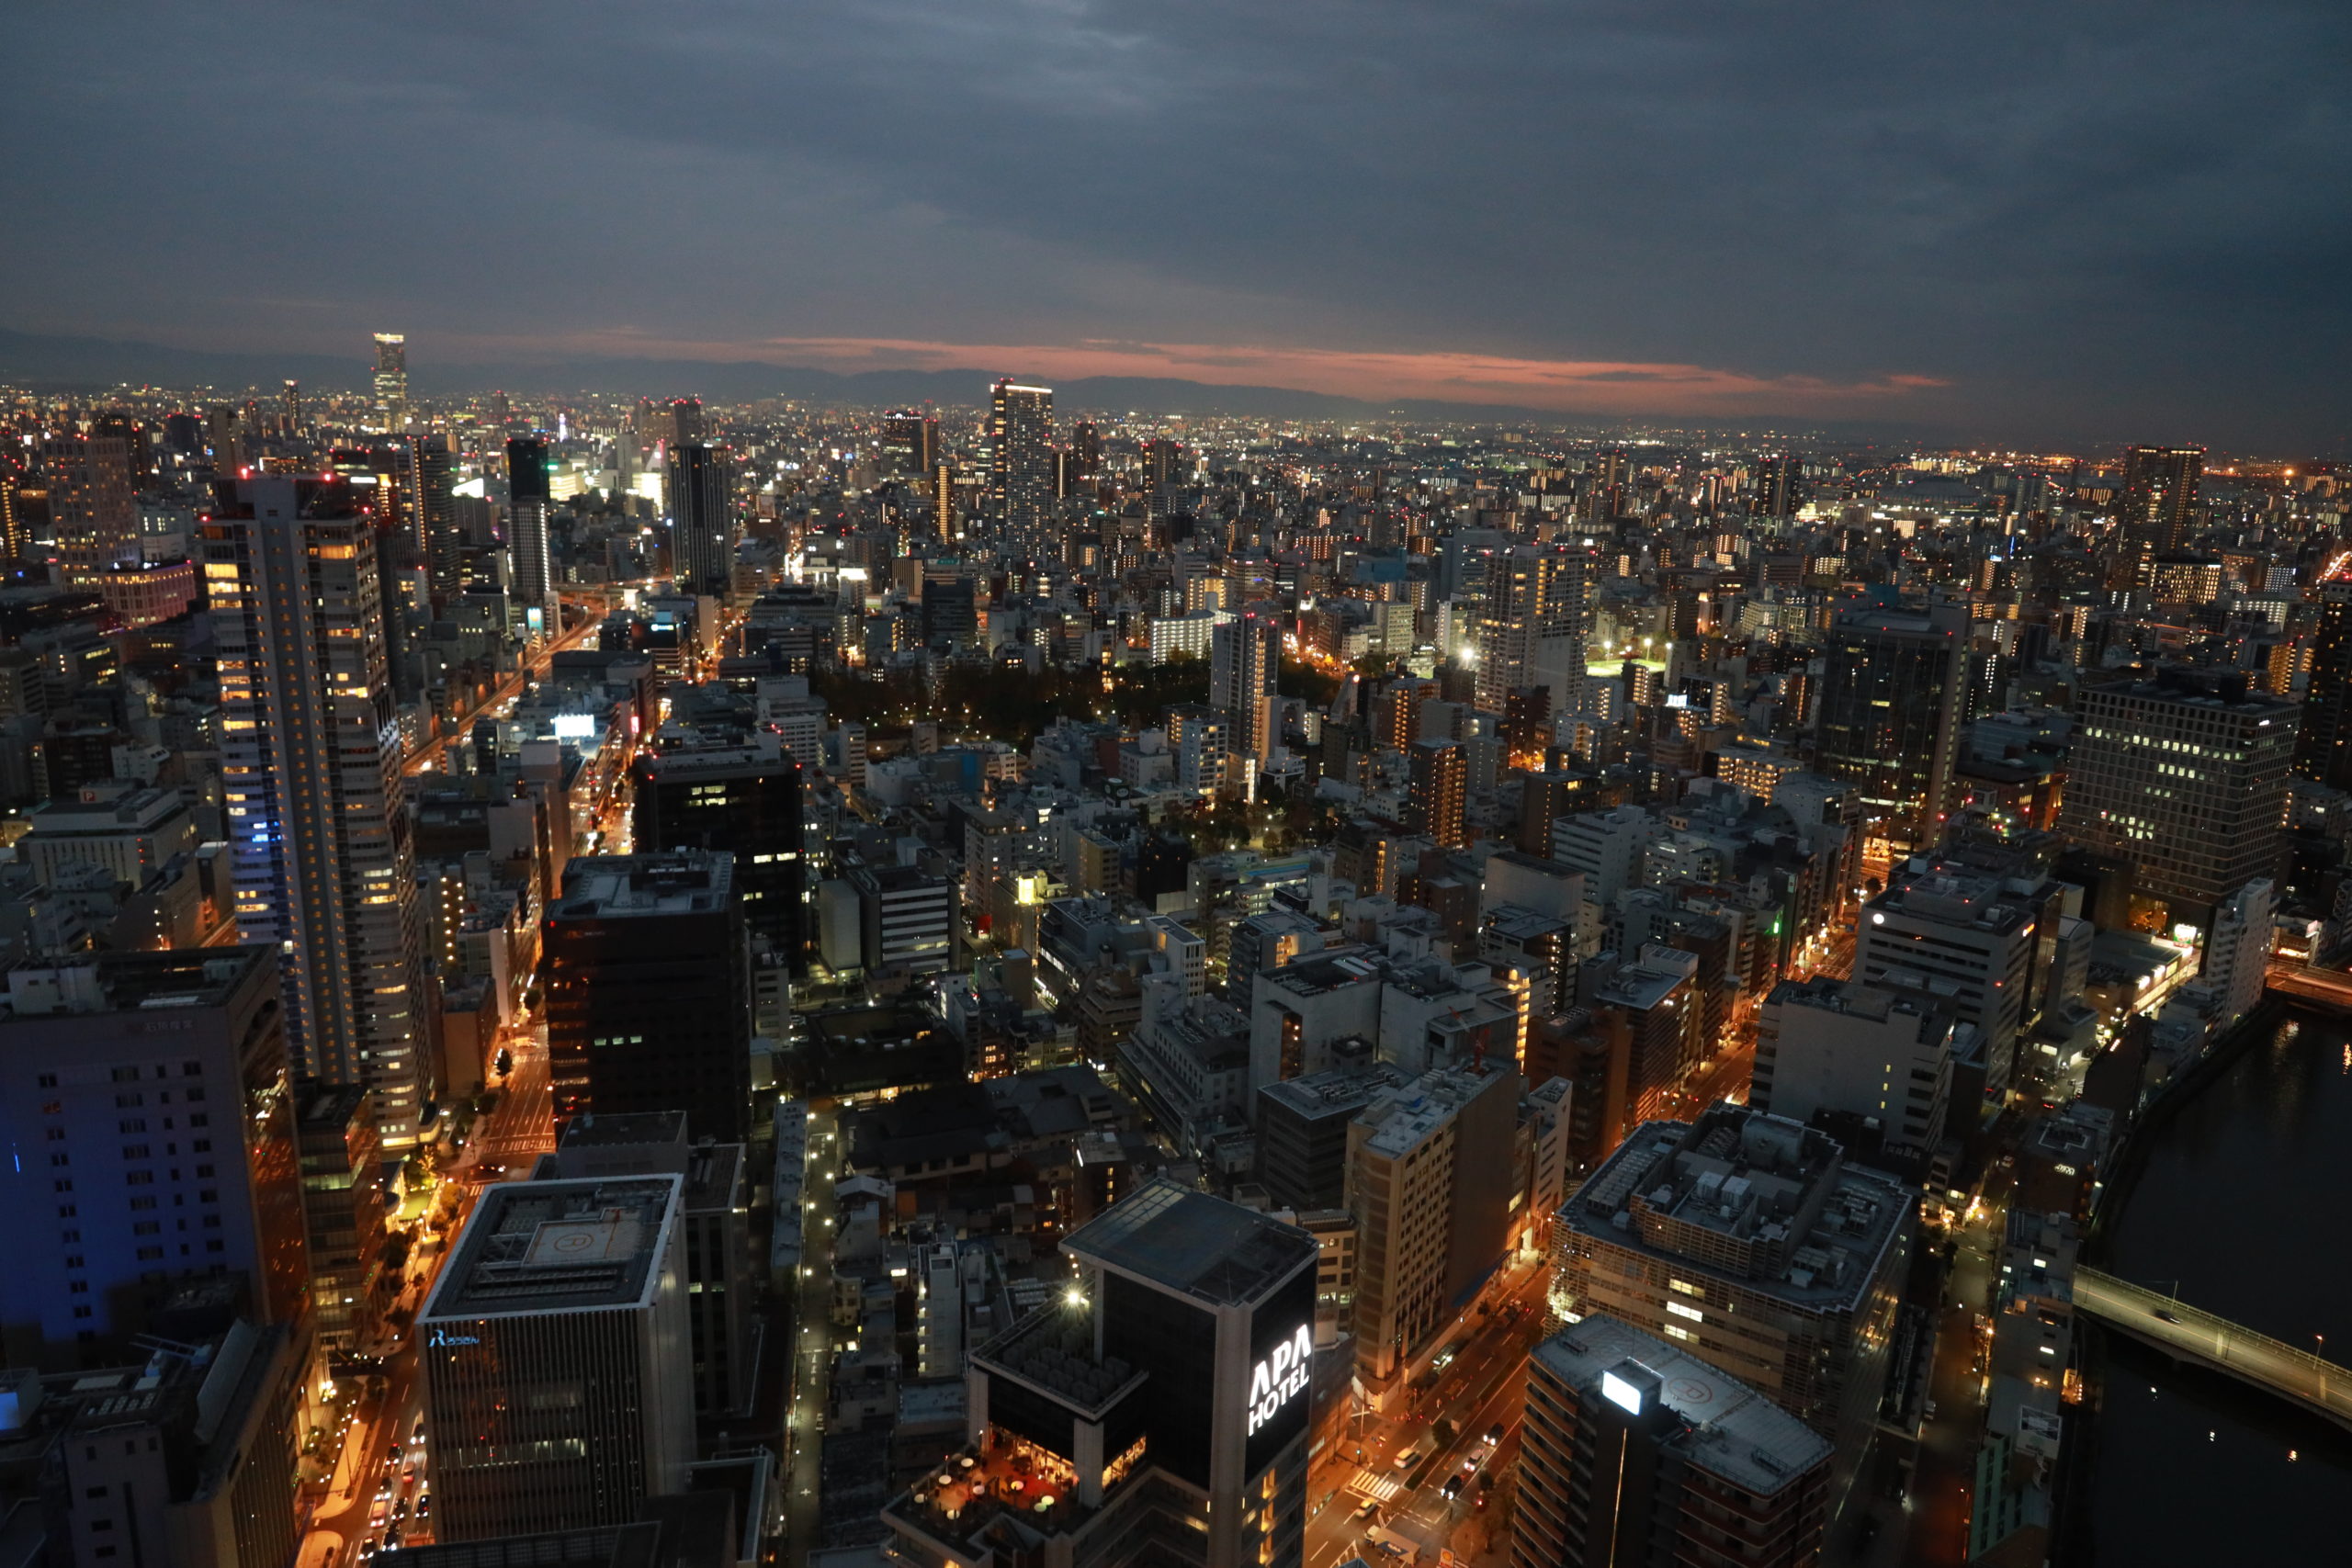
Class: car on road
1392,1448,1422,1472
1355,1500,1380,1521
1441,1473,1465,1500
1485,1422,1506,1446
2154,1309,2180,1324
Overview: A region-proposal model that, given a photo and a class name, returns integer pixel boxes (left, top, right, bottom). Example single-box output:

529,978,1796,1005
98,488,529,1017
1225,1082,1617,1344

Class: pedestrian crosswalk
1351,1472,1404,1504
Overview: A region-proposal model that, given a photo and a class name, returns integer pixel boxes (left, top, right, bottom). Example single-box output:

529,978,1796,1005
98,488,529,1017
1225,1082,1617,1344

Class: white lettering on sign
1246,1324,1314,1437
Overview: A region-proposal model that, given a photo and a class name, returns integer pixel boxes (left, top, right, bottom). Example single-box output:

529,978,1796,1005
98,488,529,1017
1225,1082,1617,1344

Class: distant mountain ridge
0,324,1945,441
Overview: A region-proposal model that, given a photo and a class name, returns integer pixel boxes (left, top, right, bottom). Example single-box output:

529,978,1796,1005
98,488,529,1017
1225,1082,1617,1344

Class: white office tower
1476,543,1589,720
204,476,429,1147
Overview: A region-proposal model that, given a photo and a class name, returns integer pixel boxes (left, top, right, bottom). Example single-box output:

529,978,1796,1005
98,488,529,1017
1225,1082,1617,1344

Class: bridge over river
2075,1268,2352,1430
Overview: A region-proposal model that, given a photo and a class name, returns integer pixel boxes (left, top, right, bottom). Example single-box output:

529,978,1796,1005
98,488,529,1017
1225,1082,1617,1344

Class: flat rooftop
1258,1062,1407,1124
423,1175,680,1319
1535,1318,1831,1497
1065,1179,1317,1309
553,852,734,919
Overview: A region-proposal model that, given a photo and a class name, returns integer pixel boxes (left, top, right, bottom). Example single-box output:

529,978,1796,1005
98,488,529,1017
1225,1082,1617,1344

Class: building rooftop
1568,1110,1911,1312
424,1175,680,1320
1064,1179,1317,1308
1258,1062,1408,1125
974,1303,1146,1417
2,947,269,1020
553,851,735,920
1535,1318,1832,1497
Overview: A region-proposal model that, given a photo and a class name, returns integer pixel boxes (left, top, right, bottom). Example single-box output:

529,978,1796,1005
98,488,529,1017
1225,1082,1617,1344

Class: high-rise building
1069,418,1102,482
1211,609,1281,761
372,332,409,429
203,476,430,1147
1752,976,1970,1158
1407,737,1467,849
1811,600,1970,851
1513,1318,1833,1568
665,442,732,597
879,408,938,476
281,378,302,434
1142,436,1185,493
420,1175,695,1540
0,951,308,1367
1475,544,1589,719
544,851,753,1143
1345,1060,1520,1387
295,1081,389,1355
2116,444,2204,552
987,378,1054,531
46,433,137,586
411,432,461,605
1551,1107,1911,1508
1752,450,1804,522
670,397,704,445
2295,579,2352,788
2055,666,2296,924
630,740,806,966
1255,1063,1408,1213
506,434,557,635
882,1179,1319,1568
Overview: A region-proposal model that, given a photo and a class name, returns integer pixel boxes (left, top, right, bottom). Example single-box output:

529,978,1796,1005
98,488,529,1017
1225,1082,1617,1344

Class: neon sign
1246,1324,1313,1436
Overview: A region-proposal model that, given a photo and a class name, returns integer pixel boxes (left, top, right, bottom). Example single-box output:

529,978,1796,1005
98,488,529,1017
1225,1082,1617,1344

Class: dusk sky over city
8,0,2350,441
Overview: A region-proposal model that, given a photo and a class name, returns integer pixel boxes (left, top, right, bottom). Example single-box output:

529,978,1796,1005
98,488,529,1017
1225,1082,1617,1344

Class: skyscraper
1407,736,1468,849
1211,608,1282,762
670,397,704,445
879,408,938,476
45,433,137,586
372,332,409,429
2056,665,2296,925
988,378,1054,531
1475,543,1588,720
1142,435,1185,492
420,1175,695,1540
202,475,430,1147
410,431,461,606
2295,579,2352,789
665,442,732,597
2116,444,2204,552
544,851,754,1143
1512,1318,1833,1568
630,741,806,966
506,434,557,636
1753,449,1804,522
1810,599,1970,852
0,951,309,1367
281,378,302,434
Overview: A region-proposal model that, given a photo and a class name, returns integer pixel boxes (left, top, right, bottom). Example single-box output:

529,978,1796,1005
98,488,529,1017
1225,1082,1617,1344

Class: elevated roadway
2075,1268,2352,1430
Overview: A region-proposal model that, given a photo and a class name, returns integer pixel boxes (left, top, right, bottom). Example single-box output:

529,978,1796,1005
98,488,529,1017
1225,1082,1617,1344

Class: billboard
1242,1260,1318,1477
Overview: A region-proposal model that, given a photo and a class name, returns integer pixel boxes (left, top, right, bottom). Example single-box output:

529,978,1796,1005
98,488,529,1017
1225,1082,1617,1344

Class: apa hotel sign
1246,1324,1313,1437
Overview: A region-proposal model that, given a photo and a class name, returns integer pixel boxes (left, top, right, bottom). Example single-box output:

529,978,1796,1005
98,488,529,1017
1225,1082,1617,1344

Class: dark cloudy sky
6,0,2347,446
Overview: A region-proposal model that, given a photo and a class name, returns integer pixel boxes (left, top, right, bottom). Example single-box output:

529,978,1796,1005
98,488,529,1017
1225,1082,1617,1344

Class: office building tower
1345,1060,1520,1387
280,378,302,434
1752,976,1969,1159
1810,600,1970,852
880,408,939,476
411,432,461,605
296,1082,389,1355
630,742,806,965
203,476,430,1147
0,951,308,1367
2116,444,2204,551
1069,418,1102,482
1475,544,1589,719
922,575,978,649
1407,737,1468,849
2295,580,2352,788
1514,1318,1833,1568
1753,449,1804,522
2200,876,2276,1031
506,434,557,635
987,378,1054,531
420,1175,695,1540
1255,1063,1408,1213
1552,1107,1911,1507
930,461,956,542
1,1321,307,1568
1211,609,1281,761
2055,666,2296,925
372,332,409,428
665,442,732,597
545,851,753,1143
883,1179,1319,1568
546,1111,754,1420
670,397,704,445
1857,856,2062,1117
46,433,138,586
1585,445,1630,522
1142,436,1185,493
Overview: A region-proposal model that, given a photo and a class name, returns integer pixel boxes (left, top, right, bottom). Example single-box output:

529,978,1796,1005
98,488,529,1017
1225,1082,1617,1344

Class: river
2078,1009,2352,1563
